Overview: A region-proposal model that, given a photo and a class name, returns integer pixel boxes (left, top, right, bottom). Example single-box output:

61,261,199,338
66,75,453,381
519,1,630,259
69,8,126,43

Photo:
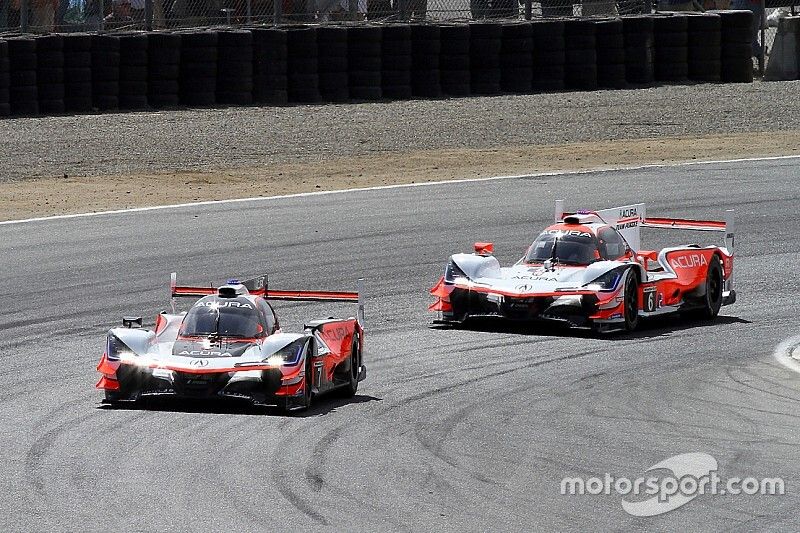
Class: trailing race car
96,274,366,411
430,200,736,332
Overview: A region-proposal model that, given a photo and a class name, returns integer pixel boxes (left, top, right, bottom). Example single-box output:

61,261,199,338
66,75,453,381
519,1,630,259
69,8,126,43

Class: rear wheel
697,255,723,319
341,334,361,398
623,269,640,332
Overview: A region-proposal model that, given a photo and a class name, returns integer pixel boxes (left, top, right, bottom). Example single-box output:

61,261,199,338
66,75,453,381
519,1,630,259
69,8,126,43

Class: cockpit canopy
179,295,267,338
525,224,628,265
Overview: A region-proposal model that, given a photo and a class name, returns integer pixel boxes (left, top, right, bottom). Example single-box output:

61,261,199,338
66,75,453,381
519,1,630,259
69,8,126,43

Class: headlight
584,269,622,292
265,339,306,366
444,260,467,282
106,335,134,361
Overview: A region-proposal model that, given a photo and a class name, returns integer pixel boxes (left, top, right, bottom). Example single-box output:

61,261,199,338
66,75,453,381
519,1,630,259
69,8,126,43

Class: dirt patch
2,131,798,222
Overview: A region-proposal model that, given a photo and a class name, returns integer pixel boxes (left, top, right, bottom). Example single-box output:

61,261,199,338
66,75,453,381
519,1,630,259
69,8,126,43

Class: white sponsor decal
196,301,253,309
180,350,233,357
670,254,708,269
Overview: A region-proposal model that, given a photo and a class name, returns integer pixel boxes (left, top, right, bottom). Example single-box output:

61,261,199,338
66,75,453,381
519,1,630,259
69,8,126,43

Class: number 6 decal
643,286,657,313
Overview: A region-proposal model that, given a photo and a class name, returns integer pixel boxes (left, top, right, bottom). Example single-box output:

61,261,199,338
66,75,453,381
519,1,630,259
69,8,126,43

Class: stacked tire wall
381,25,412,100
63,34,92,112
0,14,762,119
714,10,755,83
118,33,148,110
531,20,565,91
252,28,287,105
217,30,253,105
439,24,470,96
317,26,349,102
36,34,64,114
0,41,8,117
91,34,120,111
147,32,180,108
348,26,382,101
653,14,689,82
623,15,655,84
469,22,501,95
179,31,217,106
688,13,722,82
8,38,38,116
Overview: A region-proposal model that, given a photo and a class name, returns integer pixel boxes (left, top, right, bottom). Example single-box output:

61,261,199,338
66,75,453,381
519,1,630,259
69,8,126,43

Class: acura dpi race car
96,274,366,411
430,200,736,332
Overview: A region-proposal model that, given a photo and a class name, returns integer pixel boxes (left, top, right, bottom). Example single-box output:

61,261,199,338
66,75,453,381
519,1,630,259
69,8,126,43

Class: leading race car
430,200,736,332
96,274,366,411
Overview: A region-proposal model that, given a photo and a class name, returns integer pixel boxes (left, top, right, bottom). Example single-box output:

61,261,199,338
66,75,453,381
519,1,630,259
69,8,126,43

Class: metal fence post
246,0,252,23
274,0,282,24
349,0,358,20
524,0,531,19
20,0,28,32
145,0,153,30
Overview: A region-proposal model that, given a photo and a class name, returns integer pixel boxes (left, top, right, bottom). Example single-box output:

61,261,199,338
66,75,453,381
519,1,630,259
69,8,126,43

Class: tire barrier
622,15,655,84
687,13,722,82
118,33,149,110
469,22,501,95
0,41,8,117
317,26,349,103
147,32,180,108
179,31,218,107
500,22,533,93
217,30,254,106
653,14,689,82
63,33,92,113
713,9,755,83
8,38,38,116
411,25,441,98
252,28,288,105
531,19,565,92
36,34,64,114
381,24,412,100
286,26,319,103
91,34,120,112
348,26,382,101
439,23,470,97
596,18,627,89
1,15,765,119
564,19,598,90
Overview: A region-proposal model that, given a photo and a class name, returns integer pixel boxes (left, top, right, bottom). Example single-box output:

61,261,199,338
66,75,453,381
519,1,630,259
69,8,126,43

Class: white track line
773,335,800,376
2,153,799,226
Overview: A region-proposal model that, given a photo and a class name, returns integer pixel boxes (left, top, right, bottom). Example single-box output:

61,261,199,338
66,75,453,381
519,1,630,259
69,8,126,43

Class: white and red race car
430,200,735,332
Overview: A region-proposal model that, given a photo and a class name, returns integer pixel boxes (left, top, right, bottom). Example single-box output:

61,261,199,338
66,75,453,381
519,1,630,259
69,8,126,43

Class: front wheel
623,269,640,332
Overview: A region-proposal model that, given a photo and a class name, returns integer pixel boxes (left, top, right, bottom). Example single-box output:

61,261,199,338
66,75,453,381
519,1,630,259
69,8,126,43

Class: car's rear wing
555,200,734,255
170,273,365,325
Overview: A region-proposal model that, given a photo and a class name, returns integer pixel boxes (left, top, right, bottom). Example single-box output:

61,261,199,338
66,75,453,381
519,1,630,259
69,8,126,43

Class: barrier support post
524,0,531,19
145,0,153,31
20,0,28,32
759,0,766,76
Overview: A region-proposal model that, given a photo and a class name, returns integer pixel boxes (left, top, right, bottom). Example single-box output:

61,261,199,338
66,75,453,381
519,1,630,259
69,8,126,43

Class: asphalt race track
1,158,799,531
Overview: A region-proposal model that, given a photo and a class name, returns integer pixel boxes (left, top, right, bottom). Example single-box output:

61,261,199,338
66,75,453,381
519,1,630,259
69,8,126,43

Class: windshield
525,231,599,265
180,299,262,338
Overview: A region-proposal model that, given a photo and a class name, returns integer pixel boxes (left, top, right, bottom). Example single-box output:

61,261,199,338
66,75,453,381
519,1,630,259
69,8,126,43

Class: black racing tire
697,255,723,319
623,269,640,332
341,334,361,398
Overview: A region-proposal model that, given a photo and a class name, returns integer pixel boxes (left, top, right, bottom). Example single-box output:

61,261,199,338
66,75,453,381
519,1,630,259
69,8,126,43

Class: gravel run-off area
0,80,798,220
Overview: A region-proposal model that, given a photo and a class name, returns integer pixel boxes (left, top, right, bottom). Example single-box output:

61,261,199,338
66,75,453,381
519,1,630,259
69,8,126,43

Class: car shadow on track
96,393,382,417
430,314,752,340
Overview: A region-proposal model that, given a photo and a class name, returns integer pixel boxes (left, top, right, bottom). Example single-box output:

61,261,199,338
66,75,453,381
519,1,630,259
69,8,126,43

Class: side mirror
123,316,143,328
474,242,494,256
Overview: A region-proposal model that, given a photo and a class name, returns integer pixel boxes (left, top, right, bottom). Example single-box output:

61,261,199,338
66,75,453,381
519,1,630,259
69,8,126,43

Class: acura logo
190,359,209,367
516,284,534,292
